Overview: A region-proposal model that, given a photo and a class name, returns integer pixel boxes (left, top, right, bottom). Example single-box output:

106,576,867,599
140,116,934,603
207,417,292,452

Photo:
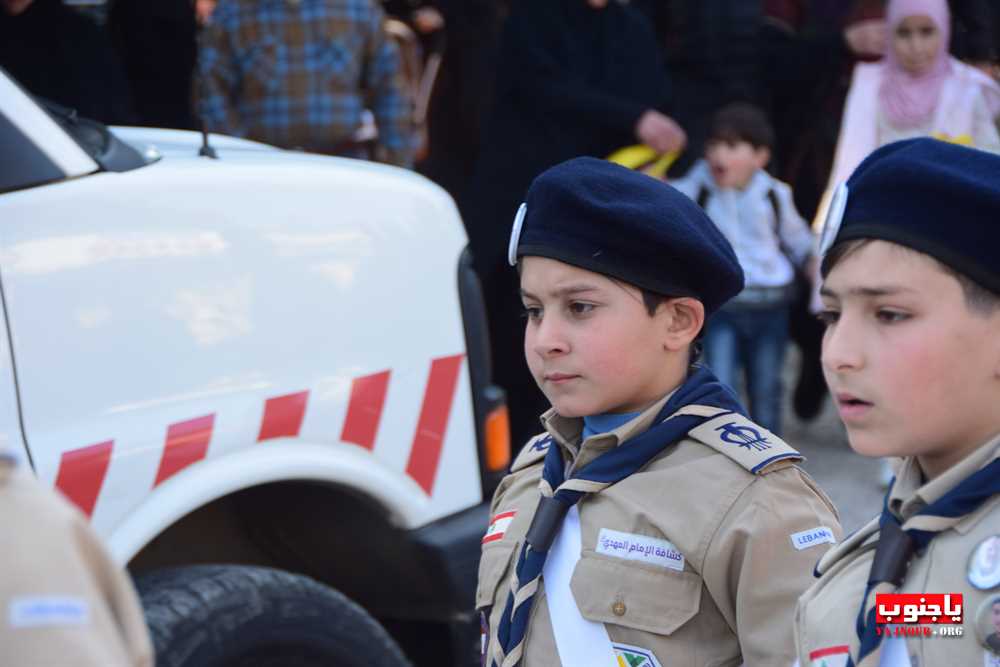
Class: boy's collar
583,411,642,437
889,432,1000,520
541,386,682,469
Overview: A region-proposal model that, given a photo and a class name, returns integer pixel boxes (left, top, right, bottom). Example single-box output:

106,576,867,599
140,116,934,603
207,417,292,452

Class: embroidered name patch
9,597,89,628
483,510,516,545
596,529,684,571
790,526,836,551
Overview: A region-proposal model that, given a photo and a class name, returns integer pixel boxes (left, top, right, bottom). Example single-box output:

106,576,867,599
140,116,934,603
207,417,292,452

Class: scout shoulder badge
509,434,552,473
686,411,803,475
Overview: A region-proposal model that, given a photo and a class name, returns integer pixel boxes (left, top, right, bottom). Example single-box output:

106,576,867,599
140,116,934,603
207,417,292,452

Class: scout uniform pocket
476,542,518,610
569,553,702,635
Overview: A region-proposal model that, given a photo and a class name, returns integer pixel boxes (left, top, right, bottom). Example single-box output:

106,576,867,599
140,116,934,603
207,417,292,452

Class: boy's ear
661,298,705,351
754,146,771,169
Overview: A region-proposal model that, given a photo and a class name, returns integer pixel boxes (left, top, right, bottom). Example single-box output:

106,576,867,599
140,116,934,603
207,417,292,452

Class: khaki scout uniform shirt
478,394,842,667
0,454,153,667
795,436,1000,667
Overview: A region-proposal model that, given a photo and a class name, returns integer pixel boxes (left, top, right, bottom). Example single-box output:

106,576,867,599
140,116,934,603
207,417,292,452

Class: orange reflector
484,405,511,472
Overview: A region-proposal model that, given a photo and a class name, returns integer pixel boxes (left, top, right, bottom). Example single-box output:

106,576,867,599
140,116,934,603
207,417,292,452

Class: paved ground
776,348,885,534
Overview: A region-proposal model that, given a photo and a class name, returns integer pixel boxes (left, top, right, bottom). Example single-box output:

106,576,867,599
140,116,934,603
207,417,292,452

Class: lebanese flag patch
809,645,849,667
483,510,516,544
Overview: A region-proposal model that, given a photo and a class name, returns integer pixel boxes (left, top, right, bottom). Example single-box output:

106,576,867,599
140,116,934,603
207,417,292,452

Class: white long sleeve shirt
672,160,814,289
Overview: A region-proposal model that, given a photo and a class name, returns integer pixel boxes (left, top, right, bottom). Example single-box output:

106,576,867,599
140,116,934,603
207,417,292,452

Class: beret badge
508,202,528,266
819,182,849,256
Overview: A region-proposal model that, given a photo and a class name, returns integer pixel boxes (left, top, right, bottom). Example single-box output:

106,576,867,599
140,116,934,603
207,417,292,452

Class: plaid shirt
197,0,414,167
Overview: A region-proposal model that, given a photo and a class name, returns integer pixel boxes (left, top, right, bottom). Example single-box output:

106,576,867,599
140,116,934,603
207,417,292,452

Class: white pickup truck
0,68,508,666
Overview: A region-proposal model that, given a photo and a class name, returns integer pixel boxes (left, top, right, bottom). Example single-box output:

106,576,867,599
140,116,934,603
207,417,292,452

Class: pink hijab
880,0,952,128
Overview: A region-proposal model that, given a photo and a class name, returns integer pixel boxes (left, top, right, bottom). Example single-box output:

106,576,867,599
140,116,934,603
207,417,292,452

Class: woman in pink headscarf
815,0,1000,489
825,0,1000,190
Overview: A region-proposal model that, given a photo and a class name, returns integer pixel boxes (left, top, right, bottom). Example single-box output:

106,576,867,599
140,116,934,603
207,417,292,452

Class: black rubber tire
135,564,412,667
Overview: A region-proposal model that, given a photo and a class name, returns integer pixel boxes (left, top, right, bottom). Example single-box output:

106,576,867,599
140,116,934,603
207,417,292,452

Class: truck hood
109,126,417,183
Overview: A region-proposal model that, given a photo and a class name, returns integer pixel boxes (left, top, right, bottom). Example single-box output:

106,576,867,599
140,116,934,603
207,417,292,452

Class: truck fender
108,438,427,564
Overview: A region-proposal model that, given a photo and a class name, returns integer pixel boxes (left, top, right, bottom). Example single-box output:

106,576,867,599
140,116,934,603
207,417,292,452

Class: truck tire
135,565,413,667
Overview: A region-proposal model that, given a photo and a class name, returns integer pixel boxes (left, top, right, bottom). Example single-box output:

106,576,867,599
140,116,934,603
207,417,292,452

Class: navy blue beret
820,138,1000,294
509,157,744,315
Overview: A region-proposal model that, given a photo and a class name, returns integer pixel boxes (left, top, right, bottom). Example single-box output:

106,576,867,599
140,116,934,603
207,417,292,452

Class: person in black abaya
418,0,506,201
0,0,133,125
109,0,198,130
463,0,685,451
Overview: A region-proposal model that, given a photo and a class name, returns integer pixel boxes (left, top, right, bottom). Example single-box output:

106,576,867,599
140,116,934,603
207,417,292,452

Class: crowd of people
2,0,999,447
3,1,1000,665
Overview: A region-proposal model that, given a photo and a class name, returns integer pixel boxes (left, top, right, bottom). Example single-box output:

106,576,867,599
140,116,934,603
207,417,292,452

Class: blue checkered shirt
197,0,414,166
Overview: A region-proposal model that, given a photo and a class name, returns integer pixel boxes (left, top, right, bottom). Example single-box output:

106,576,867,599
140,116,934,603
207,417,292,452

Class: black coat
109,0,198,129
462,0,670,449
466,0,669,269
417,0,505,200
0,0,133,125
633,0,766,174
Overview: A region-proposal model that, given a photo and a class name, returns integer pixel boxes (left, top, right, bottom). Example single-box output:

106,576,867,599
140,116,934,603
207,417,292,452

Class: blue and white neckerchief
492,365,745,667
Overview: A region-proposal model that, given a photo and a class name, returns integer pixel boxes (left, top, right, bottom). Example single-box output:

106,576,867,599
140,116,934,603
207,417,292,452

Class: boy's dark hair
640,289,668,316
822,239,1000,315
708,102,775,150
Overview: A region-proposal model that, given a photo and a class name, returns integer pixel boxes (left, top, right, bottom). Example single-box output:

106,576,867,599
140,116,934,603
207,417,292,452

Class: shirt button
612,600,626,617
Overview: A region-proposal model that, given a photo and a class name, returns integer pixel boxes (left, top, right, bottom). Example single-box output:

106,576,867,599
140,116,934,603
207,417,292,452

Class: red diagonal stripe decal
258,390,310,442
54,440,113,518
340,370,391,450
155,414,214,486
405,354,464,495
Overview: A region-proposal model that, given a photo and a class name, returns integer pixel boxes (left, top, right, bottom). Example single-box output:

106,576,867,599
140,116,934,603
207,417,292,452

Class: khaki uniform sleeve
701,465,842,666
793,592,813,666
1,470,153,667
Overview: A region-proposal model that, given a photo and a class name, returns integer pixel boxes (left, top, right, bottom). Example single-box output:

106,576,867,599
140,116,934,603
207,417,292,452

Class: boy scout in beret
0,451,153,666
477,156,841,667
794,138,1000,667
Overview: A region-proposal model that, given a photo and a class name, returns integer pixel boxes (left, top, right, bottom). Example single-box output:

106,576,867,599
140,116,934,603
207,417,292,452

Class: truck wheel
135,565,412,667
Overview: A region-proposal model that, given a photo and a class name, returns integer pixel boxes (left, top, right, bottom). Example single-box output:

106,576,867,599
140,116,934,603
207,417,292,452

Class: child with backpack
672,102,815,435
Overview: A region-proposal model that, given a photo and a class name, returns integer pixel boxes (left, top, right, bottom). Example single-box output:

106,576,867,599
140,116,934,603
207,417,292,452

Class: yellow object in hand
606,145,679,179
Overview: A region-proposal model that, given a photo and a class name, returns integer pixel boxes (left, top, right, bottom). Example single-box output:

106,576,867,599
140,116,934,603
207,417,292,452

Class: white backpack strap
544,506,618,667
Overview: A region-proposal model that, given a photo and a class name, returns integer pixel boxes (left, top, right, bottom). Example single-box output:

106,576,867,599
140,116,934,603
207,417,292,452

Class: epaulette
510,433,553,473
814,514,880,577
686,410,803,475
